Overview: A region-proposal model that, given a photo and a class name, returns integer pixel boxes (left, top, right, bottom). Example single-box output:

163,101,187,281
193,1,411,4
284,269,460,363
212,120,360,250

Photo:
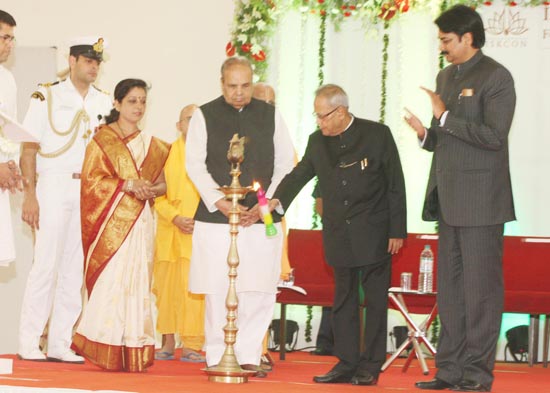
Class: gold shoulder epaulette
30,91,45,101
38,81,60,88
92,85,109,95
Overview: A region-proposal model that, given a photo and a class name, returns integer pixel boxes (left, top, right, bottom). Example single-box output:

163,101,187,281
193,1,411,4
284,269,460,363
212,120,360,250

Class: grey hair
221,56,253,78
315,84,349,108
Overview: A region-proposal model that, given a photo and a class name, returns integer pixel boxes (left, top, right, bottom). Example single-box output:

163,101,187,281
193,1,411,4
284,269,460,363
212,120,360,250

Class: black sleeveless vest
194,96,281,224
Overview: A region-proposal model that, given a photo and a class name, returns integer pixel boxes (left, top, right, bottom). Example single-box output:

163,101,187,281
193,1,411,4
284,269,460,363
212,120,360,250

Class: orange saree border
72,332,154,372
81,126,170,294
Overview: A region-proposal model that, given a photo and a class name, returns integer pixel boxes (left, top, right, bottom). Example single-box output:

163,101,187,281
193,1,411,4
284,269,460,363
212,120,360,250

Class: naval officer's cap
68,36,106,62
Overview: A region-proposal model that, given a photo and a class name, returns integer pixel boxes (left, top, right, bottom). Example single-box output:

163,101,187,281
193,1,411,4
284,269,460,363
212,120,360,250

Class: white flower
239,22,252,32
237,34,248,43
241,0,250,5
252,8,262,19
250,43,263,55
256,20,267,31
0,135,19,157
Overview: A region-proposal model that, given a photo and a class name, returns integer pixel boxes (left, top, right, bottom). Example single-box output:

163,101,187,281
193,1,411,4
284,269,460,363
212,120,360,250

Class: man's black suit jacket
274,117,407,268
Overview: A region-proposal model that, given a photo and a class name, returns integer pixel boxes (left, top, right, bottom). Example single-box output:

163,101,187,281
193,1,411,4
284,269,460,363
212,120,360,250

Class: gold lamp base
203,366,256,383
204,134,255,384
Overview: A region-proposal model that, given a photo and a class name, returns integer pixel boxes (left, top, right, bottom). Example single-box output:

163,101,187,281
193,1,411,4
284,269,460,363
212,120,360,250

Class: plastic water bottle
418,245,434,293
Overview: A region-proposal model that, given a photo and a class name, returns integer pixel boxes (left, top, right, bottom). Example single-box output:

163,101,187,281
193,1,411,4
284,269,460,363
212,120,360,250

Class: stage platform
0,350,548,392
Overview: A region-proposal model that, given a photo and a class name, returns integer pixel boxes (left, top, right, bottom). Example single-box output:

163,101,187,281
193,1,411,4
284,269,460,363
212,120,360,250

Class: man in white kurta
18,37,111,363
0,10,19,266
186,57,295,375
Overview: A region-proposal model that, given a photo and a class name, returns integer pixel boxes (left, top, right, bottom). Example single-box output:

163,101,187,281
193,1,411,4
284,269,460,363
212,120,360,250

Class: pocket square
460,88,474,97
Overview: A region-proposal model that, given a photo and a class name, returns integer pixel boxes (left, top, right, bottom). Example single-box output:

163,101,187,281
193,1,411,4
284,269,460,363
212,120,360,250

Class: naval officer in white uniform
18,36,112,363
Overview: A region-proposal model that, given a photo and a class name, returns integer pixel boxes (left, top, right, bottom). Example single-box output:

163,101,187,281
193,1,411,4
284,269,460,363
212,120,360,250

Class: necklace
115,120,138,137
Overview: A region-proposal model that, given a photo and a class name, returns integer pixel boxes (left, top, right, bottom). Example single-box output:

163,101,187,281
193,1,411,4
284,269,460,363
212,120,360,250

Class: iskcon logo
485,9,529,36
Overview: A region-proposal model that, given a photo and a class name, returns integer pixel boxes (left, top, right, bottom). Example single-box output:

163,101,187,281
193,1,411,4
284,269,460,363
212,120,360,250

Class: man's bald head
252,83,276,105
177,104,198,140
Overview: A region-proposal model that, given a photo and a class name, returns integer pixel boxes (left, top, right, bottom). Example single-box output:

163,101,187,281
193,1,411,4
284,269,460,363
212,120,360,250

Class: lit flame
253,181,260,191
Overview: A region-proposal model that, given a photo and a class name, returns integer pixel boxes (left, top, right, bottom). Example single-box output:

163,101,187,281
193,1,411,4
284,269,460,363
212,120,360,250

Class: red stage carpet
1,350,548,392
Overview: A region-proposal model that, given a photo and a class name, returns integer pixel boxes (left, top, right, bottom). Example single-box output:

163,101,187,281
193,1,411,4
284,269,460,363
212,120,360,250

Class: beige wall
3,0,235,142
0,0,235,354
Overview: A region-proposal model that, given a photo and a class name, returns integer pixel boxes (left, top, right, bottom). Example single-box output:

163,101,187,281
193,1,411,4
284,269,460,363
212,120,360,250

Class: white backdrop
269,5,550,240
267,4,550,359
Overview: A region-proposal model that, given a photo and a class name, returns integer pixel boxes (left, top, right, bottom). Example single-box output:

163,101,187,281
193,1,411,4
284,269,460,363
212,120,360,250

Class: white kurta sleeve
185,108,224,212
265,108,295,198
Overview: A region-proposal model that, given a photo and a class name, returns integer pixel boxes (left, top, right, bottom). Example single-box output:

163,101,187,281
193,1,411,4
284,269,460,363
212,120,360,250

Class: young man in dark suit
270,84,407,386
405,5,516,392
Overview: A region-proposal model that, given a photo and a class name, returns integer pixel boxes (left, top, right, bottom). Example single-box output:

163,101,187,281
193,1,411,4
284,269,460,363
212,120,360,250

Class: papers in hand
277,280,307,295
0,109,38,143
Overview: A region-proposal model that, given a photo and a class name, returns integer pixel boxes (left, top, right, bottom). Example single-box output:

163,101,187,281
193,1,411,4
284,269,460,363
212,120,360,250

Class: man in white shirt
186,57,295,377
18,37,112,363
0,9,21,266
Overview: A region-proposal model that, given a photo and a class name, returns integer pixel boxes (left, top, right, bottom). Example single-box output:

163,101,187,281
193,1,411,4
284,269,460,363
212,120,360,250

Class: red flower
396,0,410,13
225,42,236,57
508,0,517,5
349,5,356,10
241,43,252,53
318,0,324,3
483,1,492,5
320,9,326,15
342,5,348,9
379,4,397,21
344,11,352,17
252,50,266,62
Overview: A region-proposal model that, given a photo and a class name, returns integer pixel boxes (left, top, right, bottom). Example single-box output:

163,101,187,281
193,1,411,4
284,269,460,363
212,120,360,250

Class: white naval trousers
205,292,276,366
19,173,83,356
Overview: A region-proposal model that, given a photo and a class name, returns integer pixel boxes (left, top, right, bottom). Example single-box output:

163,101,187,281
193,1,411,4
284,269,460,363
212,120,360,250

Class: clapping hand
403,108,426,140
0,160,24,194
420,86,446,120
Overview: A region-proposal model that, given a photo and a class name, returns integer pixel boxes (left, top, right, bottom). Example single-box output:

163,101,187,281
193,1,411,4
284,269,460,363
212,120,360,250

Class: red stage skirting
1,350,548,392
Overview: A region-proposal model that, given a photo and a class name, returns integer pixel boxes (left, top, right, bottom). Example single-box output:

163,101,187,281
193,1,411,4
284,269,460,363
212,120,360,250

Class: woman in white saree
72,79,169,372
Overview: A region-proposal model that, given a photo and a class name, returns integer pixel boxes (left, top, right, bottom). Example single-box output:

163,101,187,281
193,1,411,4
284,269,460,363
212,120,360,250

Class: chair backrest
278,229,334,306
503,236,550,314
503,236,550,292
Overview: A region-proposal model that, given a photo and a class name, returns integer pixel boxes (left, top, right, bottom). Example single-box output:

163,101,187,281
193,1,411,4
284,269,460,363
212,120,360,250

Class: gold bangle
127,179,134,193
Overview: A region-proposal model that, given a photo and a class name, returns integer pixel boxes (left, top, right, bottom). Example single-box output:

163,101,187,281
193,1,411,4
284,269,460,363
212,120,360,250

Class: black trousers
331,258,391,377
435,220,504,390
315,307,334,352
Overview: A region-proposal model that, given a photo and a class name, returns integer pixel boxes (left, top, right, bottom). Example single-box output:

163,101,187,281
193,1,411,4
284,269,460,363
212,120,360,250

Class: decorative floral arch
227,0,547,343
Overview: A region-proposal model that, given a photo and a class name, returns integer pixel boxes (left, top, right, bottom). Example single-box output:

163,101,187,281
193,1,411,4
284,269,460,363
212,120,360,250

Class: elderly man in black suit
269,84,407,386
405,5,516,392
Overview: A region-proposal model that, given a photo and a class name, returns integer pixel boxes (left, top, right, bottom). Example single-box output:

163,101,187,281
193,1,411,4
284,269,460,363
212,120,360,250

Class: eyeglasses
313,106,340,121
0,34,16,43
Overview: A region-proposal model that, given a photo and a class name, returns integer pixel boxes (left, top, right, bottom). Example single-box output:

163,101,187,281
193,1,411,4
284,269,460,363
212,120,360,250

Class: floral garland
227,0,548,78
305,10,328,345
226,0,279,81
379,21,390,124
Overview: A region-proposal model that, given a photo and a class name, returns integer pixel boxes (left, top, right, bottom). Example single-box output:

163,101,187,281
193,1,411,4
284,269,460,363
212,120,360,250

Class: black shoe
450,380,489,392
415,378,455,390
351,369,378,386
313,369,354,383
310,348,333,356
